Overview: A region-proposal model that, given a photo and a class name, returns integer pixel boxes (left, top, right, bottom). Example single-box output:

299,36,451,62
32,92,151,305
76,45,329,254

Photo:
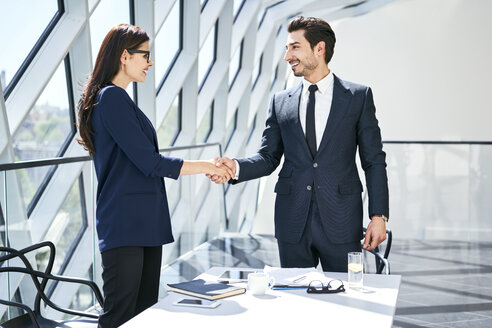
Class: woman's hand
179,159,233,181
206,159,233,183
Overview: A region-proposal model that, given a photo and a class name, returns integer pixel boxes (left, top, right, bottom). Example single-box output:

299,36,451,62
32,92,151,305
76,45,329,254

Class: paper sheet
263,265,331,287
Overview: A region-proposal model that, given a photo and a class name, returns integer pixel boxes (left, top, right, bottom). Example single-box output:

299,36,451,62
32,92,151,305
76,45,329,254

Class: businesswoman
77,24,232,328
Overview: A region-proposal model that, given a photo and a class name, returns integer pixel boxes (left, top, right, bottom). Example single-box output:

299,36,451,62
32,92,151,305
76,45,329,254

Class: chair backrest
0,241,103,327
361,227,392,274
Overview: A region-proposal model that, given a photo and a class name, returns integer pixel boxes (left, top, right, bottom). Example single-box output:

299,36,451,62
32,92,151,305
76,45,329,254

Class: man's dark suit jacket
91,84,183,252
233,75,389,245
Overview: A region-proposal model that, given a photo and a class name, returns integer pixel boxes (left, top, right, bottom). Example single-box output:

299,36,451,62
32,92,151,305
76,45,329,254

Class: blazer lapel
316,75,351,156
136,107,160,152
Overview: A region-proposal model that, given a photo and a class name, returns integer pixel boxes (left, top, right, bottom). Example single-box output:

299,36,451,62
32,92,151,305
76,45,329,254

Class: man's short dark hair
287,16,336,64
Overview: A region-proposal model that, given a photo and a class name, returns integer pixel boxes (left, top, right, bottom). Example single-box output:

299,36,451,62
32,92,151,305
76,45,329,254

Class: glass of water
348,252,363,288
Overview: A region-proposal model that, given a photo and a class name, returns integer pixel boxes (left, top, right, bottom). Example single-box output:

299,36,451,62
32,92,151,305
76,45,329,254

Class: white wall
330,0,492,142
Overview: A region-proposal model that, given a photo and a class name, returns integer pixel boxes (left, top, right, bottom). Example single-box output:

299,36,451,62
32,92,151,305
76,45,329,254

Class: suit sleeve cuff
163,157,183,180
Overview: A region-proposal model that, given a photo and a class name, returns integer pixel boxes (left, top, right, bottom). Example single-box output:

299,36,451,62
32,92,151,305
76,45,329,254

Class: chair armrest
0,267,103,319
367,249,390,275
0,299,40,328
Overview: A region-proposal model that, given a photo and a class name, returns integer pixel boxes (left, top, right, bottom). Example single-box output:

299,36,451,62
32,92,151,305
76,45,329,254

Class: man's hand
206,157,236,184
363,216,387,250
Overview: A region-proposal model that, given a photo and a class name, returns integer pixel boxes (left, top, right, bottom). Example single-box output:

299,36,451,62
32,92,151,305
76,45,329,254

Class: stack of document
263,265,331,289
167,279,246,300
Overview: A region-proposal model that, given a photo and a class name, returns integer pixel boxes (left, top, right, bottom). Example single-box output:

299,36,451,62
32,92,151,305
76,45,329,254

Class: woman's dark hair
77,24,149,155
287,16,336,64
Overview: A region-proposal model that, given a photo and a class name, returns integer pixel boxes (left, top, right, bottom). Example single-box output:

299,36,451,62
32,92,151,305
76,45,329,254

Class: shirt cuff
234,160,240,180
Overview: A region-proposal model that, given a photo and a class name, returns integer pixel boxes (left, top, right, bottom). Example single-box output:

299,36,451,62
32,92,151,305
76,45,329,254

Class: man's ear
315,41,326,58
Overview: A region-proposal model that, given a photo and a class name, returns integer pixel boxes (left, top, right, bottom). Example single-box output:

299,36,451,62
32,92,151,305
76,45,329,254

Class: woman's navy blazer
91,84,183,252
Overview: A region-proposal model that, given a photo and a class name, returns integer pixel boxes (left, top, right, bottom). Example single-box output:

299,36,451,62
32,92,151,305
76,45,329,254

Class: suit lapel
287,82,313,158
317,75,351,156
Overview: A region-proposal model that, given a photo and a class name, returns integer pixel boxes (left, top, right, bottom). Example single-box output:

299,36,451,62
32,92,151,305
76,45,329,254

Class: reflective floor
160,234,492,328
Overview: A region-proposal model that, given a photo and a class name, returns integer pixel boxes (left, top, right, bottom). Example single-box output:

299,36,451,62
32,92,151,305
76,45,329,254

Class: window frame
229,40,243,91
171,90,183,146
257,1,286,29
198,20,218,93
252,54,263,89
46,173,89,297
24,55,77,217
247,113,257,144
225,109,238,151
156,0,184,96
233,0,246,23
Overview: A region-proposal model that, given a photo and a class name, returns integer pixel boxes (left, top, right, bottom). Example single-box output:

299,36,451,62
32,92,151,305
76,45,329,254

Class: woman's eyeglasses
306,279,345,294
127,49,151,63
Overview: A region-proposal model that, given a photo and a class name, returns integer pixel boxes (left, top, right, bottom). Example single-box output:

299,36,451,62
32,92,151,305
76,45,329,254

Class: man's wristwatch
373,215,389,223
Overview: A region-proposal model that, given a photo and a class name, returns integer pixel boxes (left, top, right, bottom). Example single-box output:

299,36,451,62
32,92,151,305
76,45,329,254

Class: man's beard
293,57,318,77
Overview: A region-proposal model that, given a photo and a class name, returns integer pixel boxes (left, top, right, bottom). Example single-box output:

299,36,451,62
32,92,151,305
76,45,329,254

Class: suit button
307,185,312,191
161,188,165,193
313,163,318,168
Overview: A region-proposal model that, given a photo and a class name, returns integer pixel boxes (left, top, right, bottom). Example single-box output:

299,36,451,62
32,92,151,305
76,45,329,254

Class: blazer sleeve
233,93,284,184
357,87,389,217
98,87,183,179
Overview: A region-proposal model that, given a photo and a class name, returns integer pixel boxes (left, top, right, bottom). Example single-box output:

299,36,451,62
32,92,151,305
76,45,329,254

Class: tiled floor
160,234,492,328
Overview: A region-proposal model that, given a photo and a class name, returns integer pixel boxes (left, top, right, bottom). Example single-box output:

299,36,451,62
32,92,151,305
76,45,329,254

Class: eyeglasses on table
306,279,345,294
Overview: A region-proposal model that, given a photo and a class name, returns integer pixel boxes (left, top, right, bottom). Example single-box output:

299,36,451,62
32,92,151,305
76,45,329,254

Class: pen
272,285,308,290
293,275,306,283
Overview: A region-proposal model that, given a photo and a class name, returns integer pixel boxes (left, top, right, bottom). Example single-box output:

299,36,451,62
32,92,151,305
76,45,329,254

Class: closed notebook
167,279,246,300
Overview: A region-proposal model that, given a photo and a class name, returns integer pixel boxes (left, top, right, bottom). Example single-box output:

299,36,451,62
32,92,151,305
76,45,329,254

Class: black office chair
362,227,392,274
0,241,103,328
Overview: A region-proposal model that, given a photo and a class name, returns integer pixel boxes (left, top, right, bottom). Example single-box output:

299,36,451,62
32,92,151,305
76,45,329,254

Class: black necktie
306,84,318,158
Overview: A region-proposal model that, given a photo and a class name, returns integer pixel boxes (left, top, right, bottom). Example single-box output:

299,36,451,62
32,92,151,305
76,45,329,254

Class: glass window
34,174,87,299
35,175,87,276
271,63,279,88
0,290,23,322
0,0,60,96
89,0,132,99
225,109,238,150
0,205,4,248
257,1,286,29
157,92,181,147
13,58,75,213
200,0,208,11
198,21,217,90
69,265,94,312
252,54,262,87
155,0,182,93
233,0,245,22
229,41,242,88
196,102,213,143
89,0,130,67
247,113,257,144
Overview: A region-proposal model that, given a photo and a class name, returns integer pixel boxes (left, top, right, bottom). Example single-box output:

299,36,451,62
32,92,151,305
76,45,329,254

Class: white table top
121,267,401,327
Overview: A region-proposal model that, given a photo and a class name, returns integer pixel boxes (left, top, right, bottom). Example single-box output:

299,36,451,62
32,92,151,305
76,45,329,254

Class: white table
121,267,401,327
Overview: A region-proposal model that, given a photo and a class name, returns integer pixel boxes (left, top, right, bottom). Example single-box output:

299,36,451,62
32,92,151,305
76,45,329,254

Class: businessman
211,16,389,272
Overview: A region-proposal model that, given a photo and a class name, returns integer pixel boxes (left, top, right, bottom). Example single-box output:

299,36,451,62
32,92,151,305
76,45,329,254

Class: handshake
206,157,236,184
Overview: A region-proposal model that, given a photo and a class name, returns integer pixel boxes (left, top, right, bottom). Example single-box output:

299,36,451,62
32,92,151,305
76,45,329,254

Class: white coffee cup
247,272,276,296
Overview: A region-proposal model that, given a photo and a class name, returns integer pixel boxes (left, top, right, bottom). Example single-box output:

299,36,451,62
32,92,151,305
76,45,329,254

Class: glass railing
361,141,492,242
0,143,226,322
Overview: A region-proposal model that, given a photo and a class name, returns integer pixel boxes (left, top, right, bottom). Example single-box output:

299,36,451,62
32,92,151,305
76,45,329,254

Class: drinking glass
348,252,363,288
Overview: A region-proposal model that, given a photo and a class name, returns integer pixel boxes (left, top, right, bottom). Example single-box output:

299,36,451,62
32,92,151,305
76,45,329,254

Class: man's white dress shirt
233,72,334,179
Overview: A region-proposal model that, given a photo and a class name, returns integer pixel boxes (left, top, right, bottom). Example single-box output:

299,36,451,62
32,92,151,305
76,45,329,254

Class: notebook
167,279,246,300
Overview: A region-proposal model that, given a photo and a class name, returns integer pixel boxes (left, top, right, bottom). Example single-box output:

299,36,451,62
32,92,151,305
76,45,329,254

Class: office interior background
1,0,491,327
